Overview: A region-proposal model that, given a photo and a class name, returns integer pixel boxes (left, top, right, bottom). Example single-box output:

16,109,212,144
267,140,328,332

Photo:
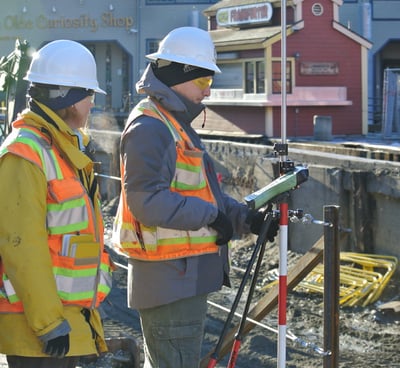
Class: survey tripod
206,158,309,368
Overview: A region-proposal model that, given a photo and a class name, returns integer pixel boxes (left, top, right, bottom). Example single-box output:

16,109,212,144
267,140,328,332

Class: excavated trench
73,200,400,368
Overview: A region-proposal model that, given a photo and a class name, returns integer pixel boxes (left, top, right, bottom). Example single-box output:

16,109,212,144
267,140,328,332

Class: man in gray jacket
112,26,278,368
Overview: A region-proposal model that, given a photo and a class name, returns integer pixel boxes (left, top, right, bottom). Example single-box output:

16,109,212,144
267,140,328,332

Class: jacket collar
18,101,92,171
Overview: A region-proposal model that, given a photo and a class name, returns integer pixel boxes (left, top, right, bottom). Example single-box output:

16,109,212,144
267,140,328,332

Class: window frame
244,59,265,94
271,59,294,94
146,39,160,55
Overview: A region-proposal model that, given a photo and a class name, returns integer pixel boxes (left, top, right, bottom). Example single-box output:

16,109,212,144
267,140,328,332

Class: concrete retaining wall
89,129,400,260
205,140,400,259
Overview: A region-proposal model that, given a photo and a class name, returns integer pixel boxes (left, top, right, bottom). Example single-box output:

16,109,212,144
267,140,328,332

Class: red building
194,0,372,139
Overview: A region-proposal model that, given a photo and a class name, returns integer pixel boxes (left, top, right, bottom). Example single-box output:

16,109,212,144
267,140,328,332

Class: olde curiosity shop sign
0,12,134,33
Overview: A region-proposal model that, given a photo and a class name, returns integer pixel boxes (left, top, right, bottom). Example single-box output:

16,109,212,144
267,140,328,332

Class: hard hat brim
146,52,221,74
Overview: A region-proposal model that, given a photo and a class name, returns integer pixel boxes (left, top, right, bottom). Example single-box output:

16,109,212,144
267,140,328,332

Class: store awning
210,26,282,47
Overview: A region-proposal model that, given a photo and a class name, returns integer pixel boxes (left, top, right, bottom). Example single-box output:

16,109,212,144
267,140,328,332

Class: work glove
209,210,234,245
43,334,70,358
246,207,280,242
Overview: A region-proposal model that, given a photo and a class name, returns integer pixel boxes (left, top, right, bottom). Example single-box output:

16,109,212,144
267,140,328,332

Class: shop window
256,61,265,93
245,60,265,94
272,60,292,94
245,62,254,93
146,39,160,55
213,63,242,88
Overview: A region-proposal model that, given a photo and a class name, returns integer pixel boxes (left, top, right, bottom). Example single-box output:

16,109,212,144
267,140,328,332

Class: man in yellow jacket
0,40,113,368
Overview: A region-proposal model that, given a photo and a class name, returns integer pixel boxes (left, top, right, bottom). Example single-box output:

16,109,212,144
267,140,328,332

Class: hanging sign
216,2,273,27
300,62,339,75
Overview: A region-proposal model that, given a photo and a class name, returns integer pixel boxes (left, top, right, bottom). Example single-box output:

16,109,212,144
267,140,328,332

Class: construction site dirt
3,200,396,368
83,207,400,368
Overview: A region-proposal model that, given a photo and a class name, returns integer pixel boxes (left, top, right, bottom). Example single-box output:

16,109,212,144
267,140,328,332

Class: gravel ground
202,238,400,368
88,221,400,368
1,212,399,368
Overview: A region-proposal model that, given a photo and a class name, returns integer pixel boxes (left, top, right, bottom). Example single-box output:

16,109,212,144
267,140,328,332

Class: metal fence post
323,205,340,368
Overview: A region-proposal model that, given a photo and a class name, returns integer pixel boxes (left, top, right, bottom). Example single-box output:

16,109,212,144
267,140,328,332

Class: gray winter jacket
122,64,251,309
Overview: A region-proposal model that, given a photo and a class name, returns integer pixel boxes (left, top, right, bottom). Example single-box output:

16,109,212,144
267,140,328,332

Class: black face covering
151,61,214,87
27,83,94,111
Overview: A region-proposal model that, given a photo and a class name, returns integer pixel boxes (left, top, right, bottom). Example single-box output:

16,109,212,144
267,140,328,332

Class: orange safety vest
0,120,112,313
112,98,220,261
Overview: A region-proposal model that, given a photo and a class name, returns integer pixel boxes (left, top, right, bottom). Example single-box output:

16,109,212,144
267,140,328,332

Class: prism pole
278,0,288,366
277,200,288,367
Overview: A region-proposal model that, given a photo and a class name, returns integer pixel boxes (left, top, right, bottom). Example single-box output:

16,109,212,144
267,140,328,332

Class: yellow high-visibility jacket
0,102,112,356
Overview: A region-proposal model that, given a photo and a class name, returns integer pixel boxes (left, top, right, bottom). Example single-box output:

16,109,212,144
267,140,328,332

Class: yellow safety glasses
192,77,213,90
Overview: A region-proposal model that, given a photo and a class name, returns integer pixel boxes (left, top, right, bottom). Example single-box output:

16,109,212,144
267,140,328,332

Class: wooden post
323,205,340,368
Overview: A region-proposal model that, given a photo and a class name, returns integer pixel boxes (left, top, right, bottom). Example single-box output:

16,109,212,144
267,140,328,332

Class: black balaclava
152,60,214,87
27,83,93,111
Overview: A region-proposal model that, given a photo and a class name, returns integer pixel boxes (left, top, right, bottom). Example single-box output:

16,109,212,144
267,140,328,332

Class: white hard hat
146,27,221,73
25,39,105,94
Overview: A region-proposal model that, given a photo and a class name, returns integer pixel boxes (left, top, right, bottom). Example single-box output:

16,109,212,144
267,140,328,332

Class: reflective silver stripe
2,274,97,301
112,226,137,243
3,278,16,298
55,275,96,294
47,205,88,229
175,166,205,188
99,270,112,290
114,222,217,248
42,148,58,180
141,226,216,244
2,269,110,304
142,227,181,245
17,130,59,180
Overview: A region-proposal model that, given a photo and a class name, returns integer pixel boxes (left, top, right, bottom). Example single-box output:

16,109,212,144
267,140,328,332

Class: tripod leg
227,214,273,368
207,215,273,368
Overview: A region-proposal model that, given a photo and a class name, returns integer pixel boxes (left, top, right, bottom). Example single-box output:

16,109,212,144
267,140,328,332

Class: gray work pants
139,294,208,368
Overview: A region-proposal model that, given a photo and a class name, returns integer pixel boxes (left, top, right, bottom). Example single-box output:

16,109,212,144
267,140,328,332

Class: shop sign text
300,62,339,75
1,12,133,32
217,2,273,27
